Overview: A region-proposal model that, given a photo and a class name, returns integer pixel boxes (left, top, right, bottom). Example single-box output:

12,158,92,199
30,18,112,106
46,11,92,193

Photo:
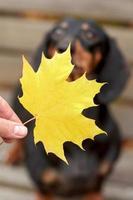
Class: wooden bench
0,1,133,199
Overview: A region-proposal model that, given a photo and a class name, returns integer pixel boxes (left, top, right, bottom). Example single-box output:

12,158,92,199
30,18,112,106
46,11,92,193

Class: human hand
0,96,27,143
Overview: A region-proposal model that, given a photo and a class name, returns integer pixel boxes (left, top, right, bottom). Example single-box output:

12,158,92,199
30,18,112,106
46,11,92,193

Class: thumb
0,118,28,140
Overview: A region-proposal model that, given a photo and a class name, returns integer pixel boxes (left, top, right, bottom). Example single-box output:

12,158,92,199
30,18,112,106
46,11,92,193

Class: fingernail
14,125,28,137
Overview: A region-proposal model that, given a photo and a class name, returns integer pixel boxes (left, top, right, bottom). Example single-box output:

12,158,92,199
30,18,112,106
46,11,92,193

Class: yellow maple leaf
19,47,104,162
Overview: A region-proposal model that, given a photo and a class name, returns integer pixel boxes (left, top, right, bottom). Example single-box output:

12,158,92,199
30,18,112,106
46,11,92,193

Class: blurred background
0,0,133,200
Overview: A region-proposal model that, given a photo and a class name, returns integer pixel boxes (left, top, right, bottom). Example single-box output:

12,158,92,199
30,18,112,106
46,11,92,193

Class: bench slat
0,0,133,22
0,18,133,63
0,186,34,200
0,163,33,190
0,18,54,53
110,103,133,138
0,54,29,86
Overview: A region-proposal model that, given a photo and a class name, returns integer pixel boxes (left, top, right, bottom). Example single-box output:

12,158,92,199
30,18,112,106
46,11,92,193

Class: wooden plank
0,54,29,87
0,18,133,63
110,103,133,138
0,0,133,23
0,18,54,53
104,182,133,200
108,150,133,185
0,88,15,105
0,142,13,162
105,26,133,63
0,55,23,87
104,150,133,200
0,163,33,191
122,69,133,100
0,186,34,200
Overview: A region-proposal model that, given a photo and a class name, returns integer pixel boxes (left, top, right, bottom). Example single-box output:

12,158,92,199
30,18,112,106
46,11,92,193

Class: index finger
0,96,21,124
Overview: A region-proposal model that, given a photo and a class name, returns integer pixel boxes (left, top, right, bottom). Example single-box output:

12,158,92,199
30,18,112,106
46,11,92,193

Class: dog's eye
81,23,90,31
60,22,69,29
55,28,64,35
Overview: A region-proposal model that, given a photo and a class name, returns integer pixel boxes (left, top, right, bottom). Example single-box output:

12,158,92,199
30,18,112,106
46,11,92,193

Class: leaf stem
23,116,36,125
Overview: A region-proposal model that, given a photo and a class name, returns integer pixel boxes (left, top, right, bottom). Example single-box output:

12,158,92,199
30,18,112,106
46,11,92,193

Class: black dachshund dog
7,18,129,200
